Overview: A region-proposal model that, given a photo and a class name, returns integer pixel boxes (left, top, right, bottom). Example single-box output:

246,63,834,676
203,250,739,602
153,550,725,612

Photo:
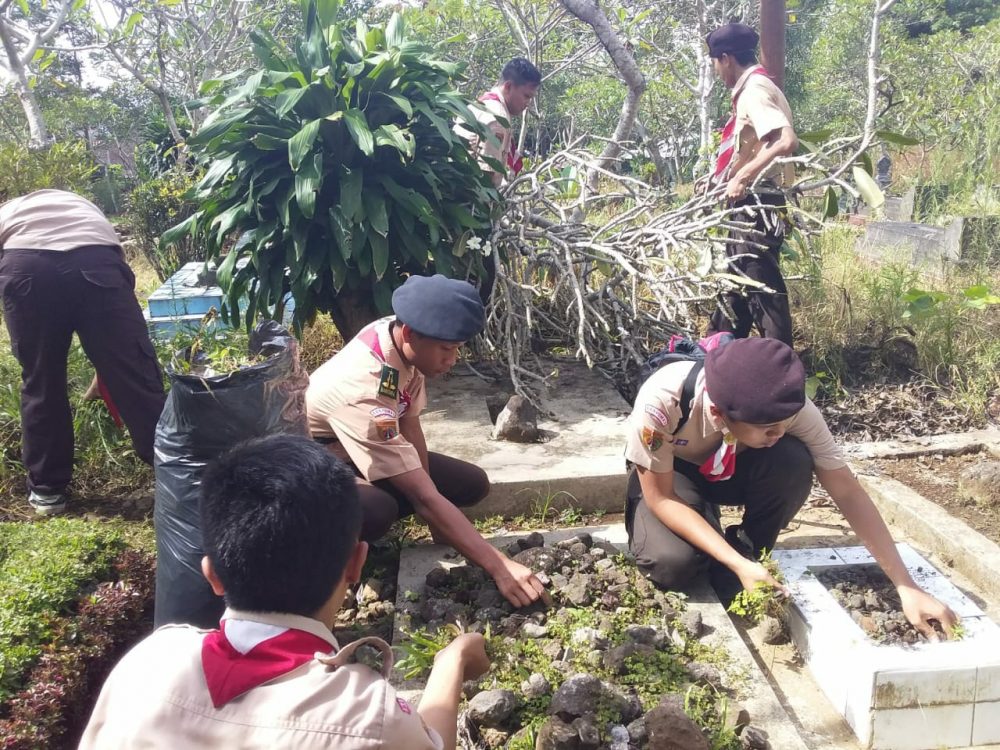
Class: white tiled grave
773,544,1000,750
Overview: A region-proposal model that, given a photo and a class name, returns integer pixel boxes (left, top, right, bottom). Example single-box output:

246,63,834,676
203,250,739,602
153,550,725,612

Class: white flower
482,240,493,257
466,235,482,250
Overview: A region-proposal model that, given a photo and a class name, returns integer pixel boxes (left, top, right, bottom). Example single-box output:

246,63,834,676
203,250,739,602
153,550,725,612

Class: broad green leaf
363,190,389,236
445,203,480,229
340,170,362,222
343,110,374,155
315,0,339,27
823,187,839,219
288,118,321,171
330,208,353,261
798,129,834,144
124,11,144,34
876,130,920,147
16,0,29,15
853,166,885,209
253,134,287,151
374,124,414,158
381,92,413,118
295,153,323,219
216,248,240,291
276,87,309,117
386,13,404,47
369,233,389,279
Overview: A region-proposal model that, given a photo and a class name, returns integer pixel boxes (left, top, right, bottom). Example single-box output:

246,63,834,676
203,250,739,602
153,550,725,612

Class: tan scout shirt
79,609,443,750
456,86,512,188
624,360,846,474
729,68,795,188
307,317,427,481
0,189,122,252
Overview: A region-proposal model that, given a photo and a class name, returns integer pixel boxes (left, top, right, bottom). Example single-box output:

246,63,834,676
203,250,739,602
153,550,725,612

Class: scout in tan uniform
625,337,959,639
460,57,541,189
704,23,798,346
308,274,547,608
80,435,490,750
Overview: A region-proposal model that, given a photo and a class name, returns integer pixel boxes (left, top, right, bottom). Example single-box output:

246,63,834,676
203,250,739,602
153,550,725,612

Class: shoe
29,491,67,516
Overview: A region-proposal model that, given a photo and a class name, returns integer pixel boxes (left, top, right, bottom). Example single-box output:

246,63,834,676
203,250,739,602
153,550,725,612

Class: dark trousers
355,451,490,541
0,246,166,494
708,186,794,346
626,435,813,590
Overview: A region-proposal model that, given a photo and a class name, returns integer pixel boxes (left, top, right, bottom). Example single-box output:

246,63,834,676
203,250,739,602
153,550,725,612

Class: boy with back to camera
80,434,489,749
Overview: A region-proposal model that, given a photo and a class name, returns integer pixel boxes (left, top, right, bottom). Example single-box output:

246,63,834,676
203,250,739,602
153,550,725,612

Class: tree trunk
559,0,646,194
0,24,49,147
329,288,382,341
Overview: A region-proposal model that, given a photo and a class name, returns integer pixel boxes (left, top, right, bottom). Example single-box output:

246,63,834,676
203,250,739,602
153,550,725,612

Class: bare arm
400,417,429,472
727,125,797,200
417,634,490,750
817,465,958,637
636,467,783,592
388,467,544,607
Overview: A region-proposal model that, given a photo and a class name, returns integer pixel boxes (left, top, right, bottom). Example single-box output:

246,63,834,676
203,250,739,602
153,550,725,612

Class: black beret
392,274,485,342
705,338,806,424
705,23,759,58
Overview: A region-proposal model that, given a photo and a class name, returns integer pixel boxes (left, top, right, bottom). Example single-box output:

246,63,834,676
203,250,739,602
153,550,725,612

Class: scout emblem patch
374,419,398,441
377,364,399,399
642,426,665,453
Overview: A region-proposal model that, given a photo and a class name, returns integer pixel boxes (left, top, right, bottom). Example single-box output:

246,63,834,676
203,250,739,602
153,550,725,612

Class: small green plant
519,486,578,527
684,684,742,750
394,623,463,679
727,550,787,624
949,620,966,641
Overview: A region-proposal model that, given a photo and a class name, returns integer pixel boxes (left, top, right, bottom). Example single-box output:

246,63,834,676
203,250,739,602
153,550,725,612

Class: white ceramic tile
973,700,1000,745
979,665,1000,703
871,704,974,750
844,670,876,744
873,667,978,708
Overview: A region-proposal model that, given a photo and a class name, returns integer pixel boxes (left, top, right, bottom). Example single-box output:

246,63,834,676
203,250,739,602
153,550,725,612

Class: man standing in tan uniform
81,435,489,750
625,337,959,640
308,274,546,608
0,189,165,514
704,23,798,346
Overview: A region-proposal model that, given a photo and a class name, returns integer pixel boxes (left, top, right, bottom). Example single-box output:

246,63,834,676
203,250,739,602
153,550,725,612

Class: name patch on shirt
370,406,397,420
377,364,399,399
644,404,670,428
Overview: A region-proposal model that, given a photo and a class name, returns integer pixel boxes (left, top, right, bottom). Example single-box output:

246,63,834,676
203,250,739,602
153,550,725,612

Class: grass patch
0,518,126,702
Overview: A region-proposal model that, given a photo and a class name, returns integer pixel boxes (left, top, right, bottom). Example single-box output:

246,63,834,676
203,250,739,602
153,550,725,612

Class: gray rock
644,695,710,750
521,672,551,698
686,661,721,685
959,461,1000,505
571,627,609,650
609,725,630,750
549,674,604,720
624,625,658,645
724,705,752,735
504,542,522,557
535,716,581,750
481,728,509,746
475,589,505,610
493,395,540,442
741,725,770,749
486,391,510,424
519,531,546,550
563,573,593,606
626,717,648,743
522,622,550,638
542,640,564,660
467,689,517,727
605,683,643,723
594,558,615,572
757,615,788,645
568,542,588,557
572,717,600,749
678,610,704,638
590,547,607,560
603,642,656,675
512,546,573,575
421,597,465,622
425,567,450,589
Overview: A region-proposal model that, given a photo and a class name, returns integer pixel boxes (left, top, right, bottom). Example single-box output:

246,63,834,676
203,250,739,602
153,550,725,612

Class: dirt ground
869,449,1000,546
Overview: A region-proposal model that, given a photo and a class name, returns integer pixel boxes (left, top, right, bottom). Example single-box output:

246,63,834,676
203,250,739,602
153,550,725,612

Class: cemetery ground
0,231,997,749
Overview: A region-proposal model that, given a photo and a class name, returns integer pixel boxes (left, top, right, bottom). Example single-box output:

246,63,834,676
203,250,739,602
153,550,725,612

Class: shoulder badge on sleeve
642,426,666,453
377,364,399,399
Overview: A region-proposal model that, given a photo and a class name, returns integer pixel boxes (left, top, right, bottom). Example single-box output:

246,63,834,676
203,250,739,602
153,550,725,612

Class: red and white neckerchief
478,92,524,175
201,618,335,708
712,65,771,182
700,431,737,482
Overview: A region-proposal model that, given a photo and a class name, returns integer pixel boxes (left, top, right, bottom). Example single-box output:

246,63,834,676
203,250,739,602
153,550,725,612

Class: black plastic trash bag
153,320,310,628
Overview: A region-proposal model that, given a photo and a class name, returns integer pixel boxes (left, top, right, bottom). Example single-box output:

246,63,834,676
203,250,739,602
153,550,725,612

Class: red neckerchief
201,618,335,708
358,322,413,416
478,92,524,175
699,433,737,482
712,65,770,181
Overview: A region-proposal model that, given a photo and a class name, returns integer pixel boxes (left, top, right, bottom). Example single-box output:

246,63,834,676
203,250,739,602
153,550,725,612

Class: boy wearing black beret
307,275,547,609
625,338,958,640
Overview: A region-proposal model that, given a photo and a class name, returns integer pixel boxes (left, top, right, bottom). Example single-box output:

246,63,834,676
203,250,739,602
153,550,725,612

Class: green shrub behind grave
0,519,125,702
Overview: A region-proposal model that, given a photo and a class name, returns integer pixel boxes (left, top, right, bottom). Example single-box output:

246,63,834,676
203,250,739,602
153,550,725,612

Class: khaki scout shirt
0,189,122,252
624,360,846,474
78,609,443,750
307,317,427,481
456,86,512,189
729,67,795,188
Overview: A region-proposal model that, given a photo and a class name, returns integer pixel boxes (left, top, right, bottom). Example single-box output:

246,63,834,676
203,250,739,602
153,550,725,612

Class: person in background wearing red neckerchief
704,22,799,346
80,435,490,750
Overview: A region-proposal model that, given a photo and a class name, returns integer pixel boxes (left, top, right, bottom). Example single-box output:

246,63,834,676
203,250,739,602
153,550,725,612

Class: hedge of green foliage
0,519,125,703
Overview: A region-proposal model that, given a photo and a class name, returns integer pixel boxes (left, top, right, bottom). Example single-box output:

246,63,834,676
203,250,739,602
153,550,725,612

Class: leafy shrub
165,0,498,338
0,519,125,702
0,141,97,202
124,166,202,281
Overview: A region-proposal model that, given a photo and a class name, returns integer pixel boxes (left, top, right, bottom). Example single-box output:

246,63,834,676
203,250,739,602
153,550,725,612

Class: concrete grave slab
420,362,630,519
394,524,809,749
774,544,1000,749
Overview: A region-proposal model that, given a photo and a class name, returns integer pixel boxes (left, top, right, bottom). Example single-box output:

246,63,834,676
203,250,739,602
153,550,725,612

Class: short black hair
200,435,361,616
731,49,757,66
501,58,542,87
